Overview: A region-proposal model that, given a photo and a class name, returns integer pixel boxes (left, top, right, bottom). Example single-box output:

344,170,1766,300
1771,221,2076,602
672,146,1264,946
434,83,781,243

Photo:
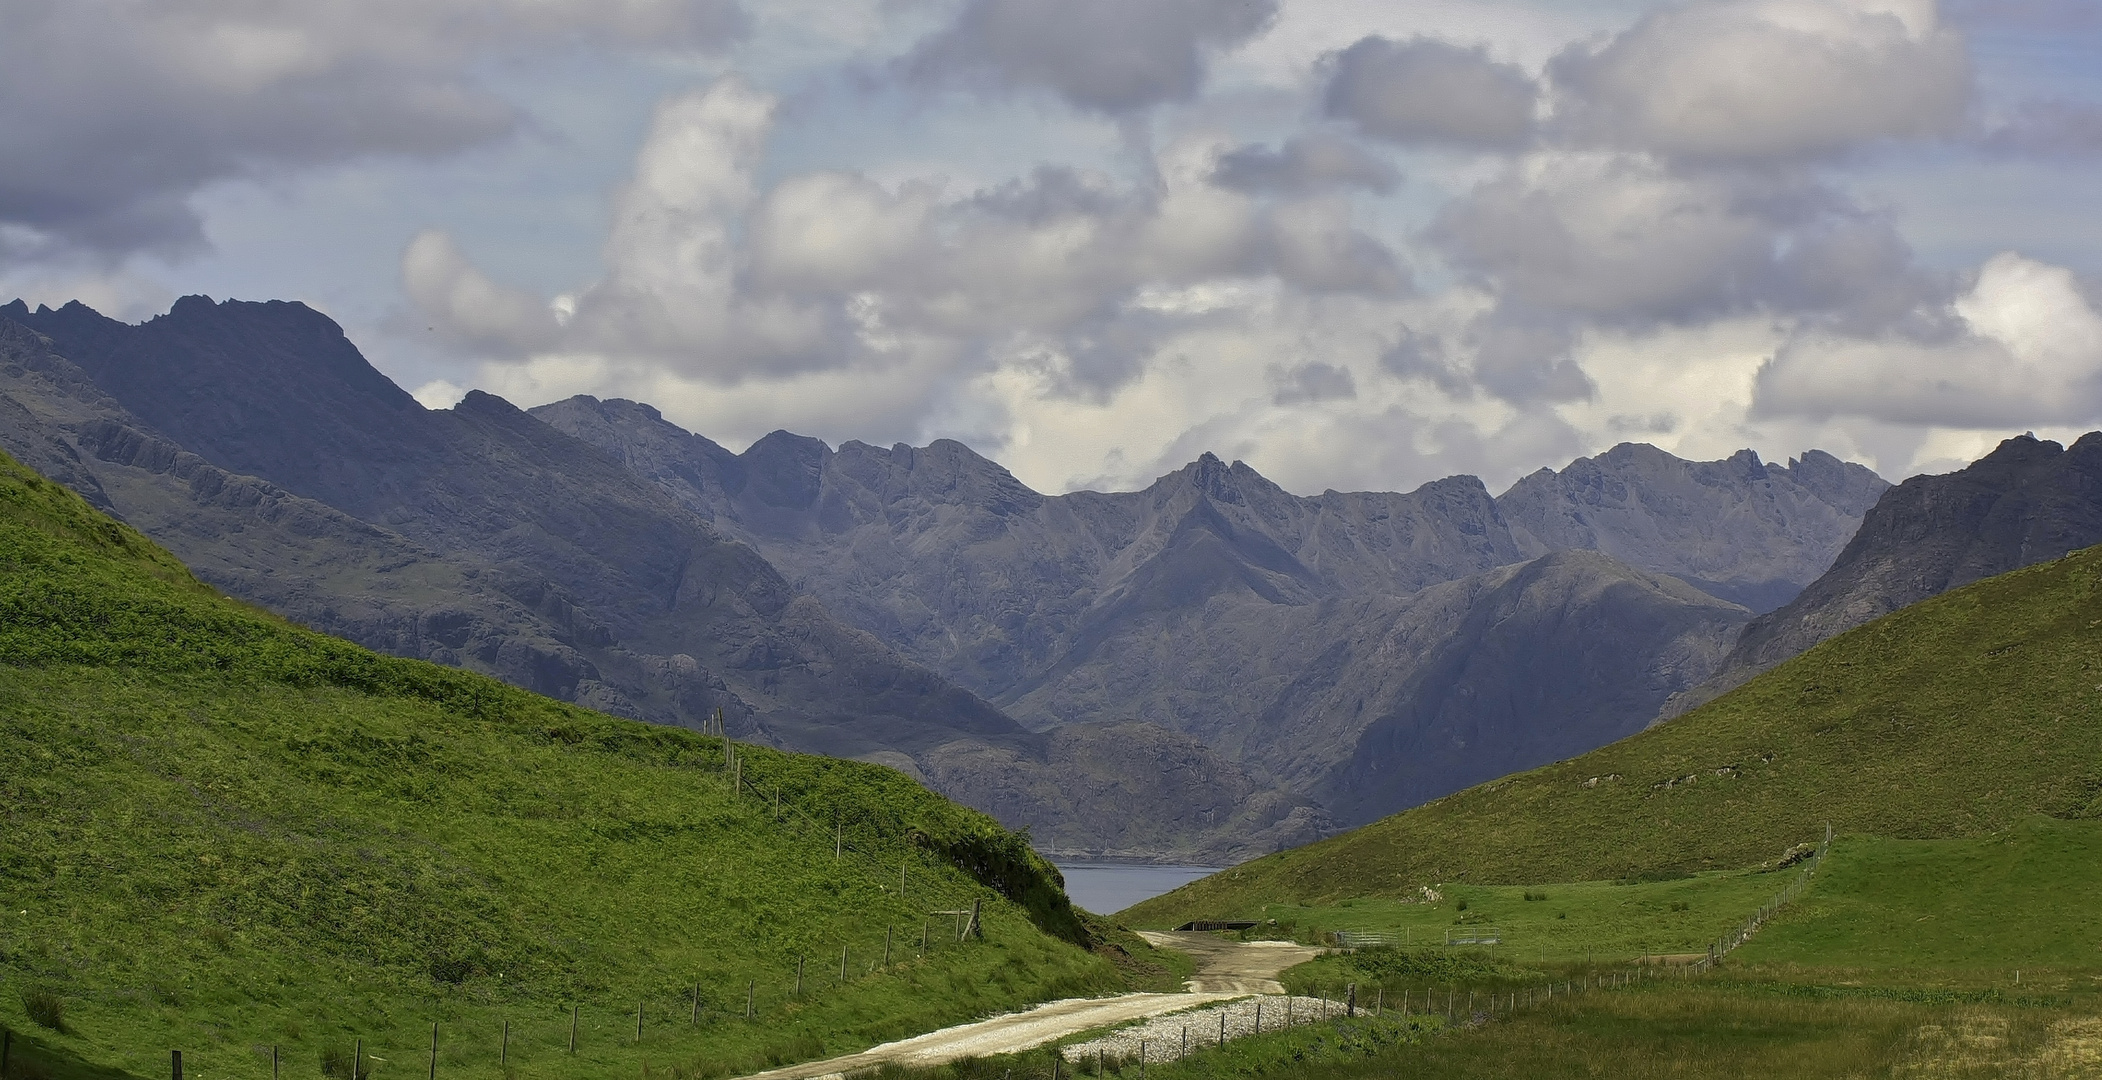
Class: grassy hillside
1126,541,2102,925
0,452,1129,1079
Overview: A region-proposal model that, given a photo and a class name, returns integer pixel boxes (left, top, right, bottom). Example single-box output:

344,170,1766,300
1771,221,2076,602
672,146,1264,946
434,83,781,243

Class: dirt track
739,933,1324,1079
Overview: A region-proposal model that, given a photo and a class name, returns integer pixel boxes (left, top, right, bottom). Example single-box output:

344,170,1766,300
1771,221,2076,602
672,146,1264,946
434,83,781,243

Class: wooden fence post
796,955,805,996
172,1050,182,1080
841,946,850,982
636,1002,644,1043
746,981,755,1020
429,1022,438,1080
886,925,894,966
354,1038,362,1080
501,1021,509,1067
569,1007,578,1054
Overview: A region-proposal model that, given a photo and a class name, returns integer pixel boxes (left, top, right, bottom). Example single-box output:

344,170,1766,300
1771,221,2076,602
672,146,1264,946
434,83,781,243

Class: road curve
739,934,1324,1079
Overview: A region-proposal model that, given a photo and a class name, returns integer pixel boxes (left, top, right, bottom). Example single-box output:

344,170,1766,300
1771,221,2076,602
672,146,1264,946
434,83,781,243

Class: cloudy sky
5,0,2100,495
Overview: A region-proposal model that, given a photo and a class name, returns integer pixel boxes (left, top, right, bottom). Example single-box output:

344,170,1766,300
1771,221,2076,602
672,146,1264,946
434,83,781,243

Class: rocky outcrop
1499,442,1888,613
1669,432,2102,716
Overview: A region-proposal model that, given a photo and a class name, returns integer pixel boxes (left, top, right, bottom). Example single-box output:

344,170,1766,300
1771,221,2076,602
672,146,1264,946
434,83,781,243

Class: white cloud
1550,0,1971,161
1755,252,2102,427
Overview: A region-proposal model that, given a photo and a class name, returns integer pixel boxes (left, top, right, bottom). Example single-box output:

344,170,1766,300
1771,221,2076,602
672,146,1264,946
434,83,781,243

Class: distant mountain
0,298,1337,861
1673,432,2102,714
1500,443,1888,613
535,396,1873,825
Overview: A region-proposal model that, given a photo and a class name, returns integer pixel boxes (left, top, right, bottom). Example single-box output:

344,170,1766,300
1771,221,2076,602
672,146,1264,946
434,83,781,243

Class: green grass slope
0,451,1126,1079
1127,542,2102,925
1738,816,2102,982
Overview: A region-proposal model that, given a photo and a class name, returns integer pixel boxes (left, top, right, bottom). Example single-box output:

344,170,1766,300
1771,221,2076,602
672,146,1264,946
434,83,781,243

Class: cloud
410,84,1412,404
1269,360,1357,404
1754,252,2102,427
1550,0,1971,160
1429,152,1933,328
1979,100,2102,158
1321,36,1539,149
0,0,745,259
901,0,1278,114
401,230,561,352
1210,134,1400,195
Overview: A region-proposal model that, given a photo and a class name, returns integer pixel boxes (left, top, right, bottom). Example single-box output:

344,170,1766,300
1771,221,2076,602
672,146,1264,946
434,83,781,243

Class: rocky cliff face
536,396,1869,826
1672,432,2102,715
1499,442,1888,613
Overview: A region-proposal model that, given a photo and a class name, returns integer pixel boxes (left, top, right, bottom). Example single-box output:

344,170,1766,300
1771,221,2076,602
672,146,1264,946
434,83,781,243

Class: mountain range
535,395,1886,822
0,295,1906,857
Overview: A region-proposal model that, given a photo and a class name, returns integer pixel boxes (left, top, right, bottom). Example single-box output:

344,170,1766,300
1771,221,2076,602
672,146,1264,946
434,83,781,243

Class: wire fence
1693,822,1832,972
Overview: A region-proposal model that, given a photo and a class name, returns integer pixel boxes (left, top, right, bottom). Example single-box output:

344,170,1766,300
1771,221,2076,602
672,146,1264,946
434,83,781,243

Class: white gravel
1059,994,1378,1064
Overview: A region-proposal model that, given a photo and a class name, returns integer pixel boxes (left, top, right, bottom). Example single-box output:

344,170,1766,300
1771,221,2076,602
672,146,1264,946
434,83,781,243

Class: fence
1694,822,1832,972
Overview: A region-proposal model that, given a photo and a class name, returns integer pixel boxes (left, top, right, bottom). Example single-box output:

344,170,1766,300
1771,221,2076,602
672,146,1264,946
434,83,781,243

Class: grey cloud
902,0,1277,114
1464,305,1593,404
1269,361,1358,404
1549,0,1971,161
1263,198,1410,295
1211,134,1400,195
1428,153,1942,330
0,0,745,258
1379,327,1472,396
1321,36,1538,150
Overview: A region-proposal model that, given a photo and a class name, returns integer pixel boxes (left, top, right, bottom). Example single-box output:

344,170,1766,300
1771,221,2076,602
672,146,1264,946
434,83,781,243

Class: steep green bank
1127,542,2102,924
0,451,1126,1079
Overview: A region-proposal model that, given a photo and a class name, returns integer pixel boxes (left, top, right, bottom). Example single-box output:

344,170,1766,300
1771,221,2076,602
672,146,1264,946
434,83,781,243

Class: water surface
1055,862,1223,916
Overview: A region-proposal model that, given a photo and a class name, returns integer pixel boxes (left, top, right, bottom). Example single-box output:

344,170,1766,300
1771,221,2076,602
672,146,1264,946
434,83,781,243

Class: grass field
0,450,1158,1080
1123,539,2102,927
1735,817,2102,987
1180,869,1799,962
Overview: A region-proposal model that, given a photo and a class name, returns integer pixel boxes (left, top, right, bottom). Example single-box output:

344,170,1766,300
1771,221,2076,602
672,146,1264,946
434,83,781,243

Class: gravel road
737,932,1324,1079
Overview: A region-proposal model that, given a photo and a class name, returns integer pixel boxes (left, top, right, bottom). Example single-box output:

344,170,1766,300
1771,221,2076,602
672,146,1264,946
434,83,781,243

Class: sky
4,0,2101,496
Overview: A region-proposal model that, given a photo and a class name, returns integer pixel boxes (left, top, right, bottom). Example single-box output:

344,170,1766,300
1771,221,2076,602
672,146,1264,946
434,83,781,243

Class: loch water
1054,862,1224,916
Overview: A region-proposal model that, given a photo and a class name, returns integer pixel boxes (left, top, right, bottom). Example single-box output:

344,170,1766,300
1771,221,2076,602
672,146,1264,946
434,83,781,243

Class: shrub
320,1046,370,1079
20,987,65,1032
1523,890,1548,902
